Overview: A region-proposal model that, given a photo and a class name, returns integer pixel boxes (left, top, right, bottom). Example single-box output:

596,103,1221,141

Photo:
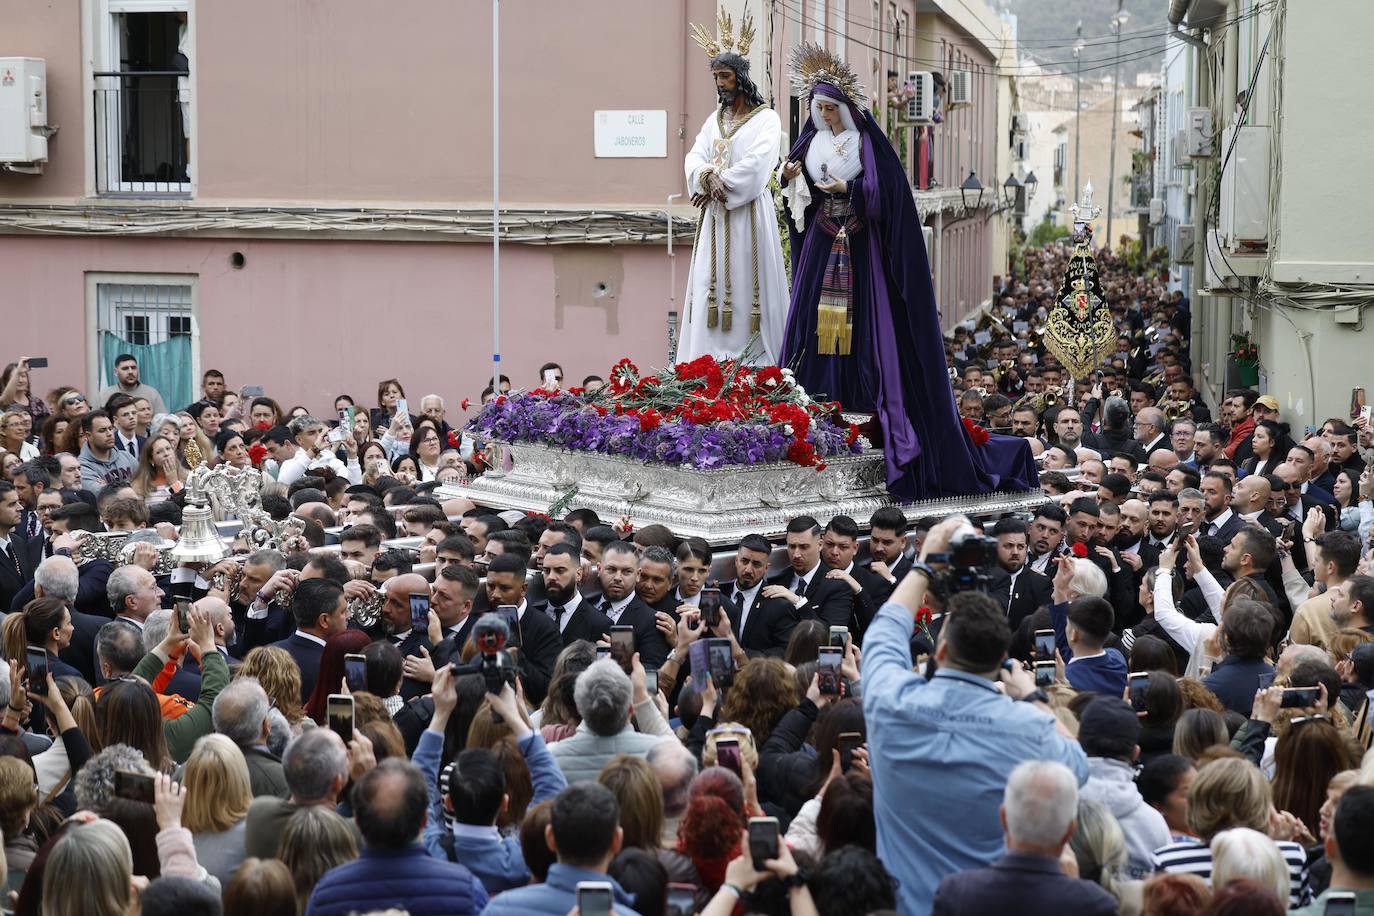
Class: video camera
451,612,519,695
926,523,998,595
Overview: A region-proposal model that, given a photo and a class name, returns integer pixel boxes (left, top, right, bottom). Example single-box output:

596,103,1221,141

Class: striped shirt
1152,839,1309,907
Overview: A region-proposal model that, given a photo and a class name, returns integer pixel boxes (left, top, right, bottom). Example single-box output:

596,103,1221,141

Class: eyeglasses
62,395,86,405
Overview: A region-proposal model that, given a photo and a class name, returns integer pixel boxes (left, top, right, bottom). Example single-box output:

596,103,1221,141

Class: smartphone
1128,672,1150,712
595,644,611,660
242,385,264,397
1351,388,1367,421
396,398,409,419
747,816,780,870
1033,628,1055,661
496,604,521,648
113,769,156,804
327,694,354,743
344,653,367,692
707,636,734,689
174,598,192,634
327,426,347,444
344,405,356,428
829,625,850,651
1033,660,1055,688
25,646,49,697
698,587,722,629
1280,685,1320,708
409,593,430,631
609,625,635,674
817,646,843,696
666,882,697,916
543,368,559,388
689,640,710,690
1324,891,1357,916
1257,672,1276,690
26,357,48,369
837,731,863,772
576,882,613,916
715,737,742,777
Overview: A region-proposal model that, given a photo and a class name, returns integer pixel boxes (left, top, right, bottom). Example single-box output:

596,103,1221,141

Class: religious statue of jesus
677,10,789,365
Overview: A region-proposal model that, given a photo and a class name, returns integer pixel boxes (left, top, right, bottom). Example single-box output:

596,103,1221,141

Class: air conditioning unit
1172,223,1195,264
1187,107,1212,158
947,70,973,109
1149,198,1165,226
902,71,934,124
1171,129,1194,170
1217,123,1270,248
0,58,51,171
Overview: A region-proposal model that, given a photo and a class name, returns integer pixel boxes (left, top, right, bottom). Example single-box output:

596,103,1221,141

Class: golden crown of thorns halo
789,42,869,109
691,7,756,59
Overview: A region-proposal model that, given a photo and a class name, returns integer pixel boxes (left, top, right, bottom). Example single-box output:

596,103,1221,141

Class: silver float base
436,441,1046,546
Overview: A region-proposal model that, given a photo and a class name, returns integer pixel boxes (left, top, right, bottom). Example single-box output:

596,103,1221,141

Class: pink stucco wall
0,236,679,412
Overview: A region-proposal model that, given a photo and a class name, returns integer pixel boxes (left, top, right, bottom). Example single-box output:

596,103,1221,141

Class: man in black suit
377,572,435,700
931,760,1117,915
1025,504,1067,576
585,541,669,670
12,460,53,561
987,518,1053,633
1134,407,1173,459
635,545,681,619
268,577,348,704
0,482,37,613
819,515,887,638
720,533,799,658
765,515,851,627
533,543,612,647
24,554,106,683
1199,471,1246,546
107,394,147,461
863,507,914,605
420,564,482,674
482,552,562,705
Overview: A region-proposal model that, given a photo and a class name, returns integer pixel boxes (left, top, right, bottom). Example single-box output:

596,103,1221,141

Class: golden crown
691,7,756,59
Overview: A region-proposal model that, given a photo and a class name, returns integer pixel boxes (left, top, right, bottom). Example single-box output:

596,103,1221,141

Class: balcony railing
93,70,190,195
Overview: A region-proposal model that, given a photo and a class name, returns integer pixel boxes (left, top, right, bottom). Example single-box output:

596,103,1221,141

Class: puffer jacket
1079,757,1171,877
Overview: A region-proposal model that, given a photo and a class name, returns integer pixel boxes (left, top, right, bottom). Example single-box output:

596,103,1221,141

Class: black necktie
550,603,565,623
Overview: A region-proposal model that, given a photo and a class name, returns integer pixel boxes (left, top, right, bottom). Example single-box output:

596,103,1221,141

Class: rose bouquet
468,354,864,471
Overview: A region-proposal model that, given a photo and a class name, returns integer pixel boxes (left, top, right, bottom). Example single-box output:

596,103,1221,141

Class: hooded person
1076,697,1171,877
777,44,1037,501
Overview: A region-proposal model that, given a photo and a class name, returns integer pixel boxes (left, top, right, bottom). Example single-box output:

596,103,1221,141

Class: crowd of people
0,240,1372,916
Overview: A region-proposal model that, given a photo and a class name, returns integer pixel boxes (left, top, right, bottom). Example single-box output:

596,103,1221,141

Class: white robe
679,107,788,365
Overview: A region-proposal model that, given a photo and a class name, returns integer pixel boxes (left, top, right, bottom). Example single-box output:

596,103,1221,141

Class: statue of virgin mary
779,44,1037,501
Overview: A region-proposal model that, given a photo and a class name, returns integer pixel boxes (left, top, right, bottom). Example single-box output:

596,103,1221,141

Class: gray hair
573,659,634,737
639,545,677,574
1103,397,1131,428
1178,487,1204,503
647,740,699,817
105,565,145,616
73,744,154,811
245,548,286,572
1004,760,1078,848
142,608,172,651
265,707,295,758
288,415,322,437
1068,560,1109,600
95,620,144,677
420,394,444,409
282,728,348,803
34,555,80,603
150,413,179,438
212,677,271,748
1211,827,1291,904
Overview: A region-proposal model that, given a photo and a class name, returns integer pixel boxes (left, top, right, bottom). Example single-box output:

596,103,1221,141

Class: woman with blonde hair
237,647,307,733
1209,828,1291,906
175,411,214,464
1152,757,1307,906
1069,798,1144,915
129,435,188,506
182,734,253,886
41,818,136,916
276,803,358,913
598,754,666,851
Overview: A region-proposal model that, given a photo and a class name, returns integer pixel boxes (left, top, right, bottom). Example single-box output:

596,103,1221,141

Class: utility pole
1105,1,1127,248
1073,21,1083,199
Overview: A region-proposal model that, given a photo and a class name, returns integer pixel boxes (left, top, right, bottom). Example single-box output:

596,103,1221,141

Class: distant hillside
995,0,1168,79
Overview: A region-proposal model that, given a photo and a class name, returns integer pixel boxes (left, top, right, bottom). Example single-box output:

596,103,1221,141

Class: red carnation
755,366,785,390
787,439,817,466
639,409,663,432
962,417,991,446
447,430,461,448
915,606,934,627
247,443,268,468
460,398,471,411
846,423,860,445
254,422,271,430
1071,542,1089,559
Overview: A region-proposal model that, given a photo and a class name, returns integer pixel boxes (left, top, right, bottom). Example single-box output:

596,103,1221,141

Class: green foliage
1028,217,1069,248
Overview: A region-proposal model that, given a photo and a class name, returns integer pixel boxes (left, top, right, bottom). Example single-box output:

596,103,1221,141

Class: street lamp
960,171,986,211
1024,171,1038,200
1003,173,1022,208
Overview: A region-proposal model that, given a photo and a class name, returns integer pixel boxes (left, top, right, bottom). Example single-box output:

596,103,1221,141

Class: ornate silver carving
437,441,1047,545
79,531,177,575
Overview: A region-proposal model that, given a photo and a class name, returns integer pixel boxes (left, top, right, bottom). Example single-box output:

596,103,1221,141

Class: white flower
783,424,794,435
798,392,811,406
781,368,795,378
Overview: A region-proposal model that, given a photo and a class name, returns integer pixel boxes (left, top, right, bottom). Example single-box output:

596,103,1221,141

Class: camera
939,526,998,594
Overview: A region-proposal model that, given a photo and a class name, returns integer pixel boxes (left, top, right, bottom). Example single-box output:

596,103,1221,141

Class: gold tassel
816,304,846,355
750,307,760,334
838,319,853,356
722,306,733,332
707,303,719,328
